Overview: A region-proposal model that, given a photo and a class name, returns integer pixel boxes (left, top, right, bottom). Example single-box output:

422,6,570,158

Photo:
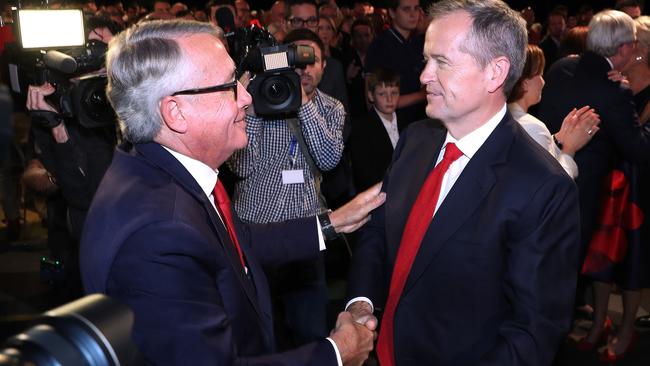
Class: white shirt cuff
345,297,374,312
326,337,343,366
316,217,326,251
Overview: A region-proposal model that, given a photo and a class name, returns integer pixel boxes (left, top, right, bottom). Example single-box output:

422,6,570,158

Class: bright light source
19,9,85,49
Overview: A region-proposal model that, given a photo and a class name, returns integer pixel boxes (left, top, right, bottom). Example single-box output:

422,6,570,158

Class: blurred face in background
548,14,566,39
351,23,373,53
318,17,337,48
389,0,420,35
288,3,318,33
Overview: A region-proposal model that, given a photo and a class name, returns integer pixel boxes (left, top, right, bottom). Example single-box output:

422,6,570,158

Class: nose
237,81,252,108
420,59,436,85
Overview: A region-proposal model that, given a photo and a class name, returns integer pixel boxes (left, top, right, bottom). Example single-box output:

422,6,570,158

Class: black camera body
230,26,315,115
6,40,116,129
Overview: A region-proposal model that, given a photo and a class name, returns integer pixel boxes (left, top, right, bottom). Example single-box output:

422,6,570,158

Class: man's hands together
330,310,377,366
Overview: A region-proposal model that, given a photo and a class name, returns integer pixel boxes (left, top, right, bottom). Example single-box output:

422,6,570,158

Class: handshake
329,301,377,366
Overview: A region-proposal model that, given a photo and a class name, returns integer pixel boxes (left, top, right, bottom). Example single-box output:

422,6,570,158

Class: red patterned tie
377,143,464,366
213,180,246,269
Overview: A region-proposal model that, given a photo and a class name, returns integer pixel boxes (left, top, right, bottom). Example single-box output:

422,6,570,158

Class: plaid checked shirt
228,89,345,223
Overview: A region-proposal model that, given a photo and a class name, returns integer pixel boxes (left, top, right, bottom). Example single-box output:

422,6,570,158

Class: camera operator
227,28,345,348
25,16,122,239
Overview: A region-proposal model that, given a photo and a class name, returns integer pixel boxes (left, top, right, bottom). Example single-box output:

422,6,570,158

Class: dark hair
367,67,400,92
507,44,545,103
385,0,416,11
350,17,374,36
559,26,588,57
284,28,325,56
287,0,317,12
615,0,641,11
86,15,124,38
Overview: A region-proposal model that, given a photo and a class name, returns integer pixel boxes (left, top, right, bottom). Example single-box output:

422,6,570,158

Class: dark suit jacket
347,114,580,366
349,108,395,192
80,142,337,365
539,36,559,72
538,51,650,256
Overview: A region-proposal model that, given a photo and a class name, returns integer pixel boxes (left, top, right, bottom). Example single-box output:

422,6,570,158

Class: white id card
282,170,305,184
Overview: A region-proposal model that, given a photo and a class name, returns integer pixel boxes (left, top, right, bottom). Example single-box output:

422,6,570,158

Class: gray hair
427,0,527,96
106,20,223,143
587,10,636,57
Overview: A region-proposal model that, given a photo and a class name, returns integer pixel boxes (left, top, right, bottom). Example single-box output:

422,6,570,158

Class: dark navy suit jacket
349,108,396,192
347,114,580,365
80,142,337,365
539,51,650,257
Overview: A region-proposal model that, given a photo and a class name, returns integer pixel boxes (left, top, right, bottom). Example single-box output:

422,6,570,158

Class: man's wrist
325,337,343,366
318,210,339,241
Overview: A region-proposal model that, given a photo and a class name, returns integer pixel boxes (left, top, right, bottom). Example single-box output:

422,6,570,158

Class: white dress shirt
163,147,339,364
375,107,400,149
346,104,507,312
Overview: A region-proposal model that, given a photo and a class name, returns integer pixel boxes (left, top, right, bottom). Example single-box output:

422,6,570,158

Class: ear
521,77,530,94
485,56,510,94
367,90,375,103
159,96,188,134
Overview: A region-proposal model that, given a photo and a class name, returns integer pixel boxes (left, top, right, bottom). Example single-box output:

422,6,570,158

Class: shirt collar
163,146,219,198
442,104,507,159
374,107,397,125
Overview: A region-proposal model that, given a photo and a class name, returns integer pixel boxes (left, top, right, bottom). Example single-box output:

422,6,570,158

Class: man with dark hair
365,0,426,129
616,0,643,19
344,17,374,119
540,9,567,71
347,0,580,364
286,0,348,112
228,28,346,348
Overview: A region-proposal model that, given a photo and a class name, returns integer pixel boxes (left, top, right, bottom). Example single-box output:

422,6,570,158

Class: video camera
5,9,116,128
229,26,315,115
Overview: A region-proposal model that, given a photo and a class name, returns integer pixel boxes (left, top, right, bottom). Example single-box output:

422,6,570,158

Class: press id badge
282,170,305,184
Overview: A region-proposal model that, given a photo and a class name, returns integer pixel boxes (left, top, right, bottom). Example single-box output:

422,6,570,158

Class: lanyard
289,136,298,168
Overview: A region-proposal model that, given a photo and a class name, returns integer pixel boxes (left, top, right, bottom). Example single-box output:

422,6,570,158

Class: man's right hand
329,312,375,366
26,83,57,112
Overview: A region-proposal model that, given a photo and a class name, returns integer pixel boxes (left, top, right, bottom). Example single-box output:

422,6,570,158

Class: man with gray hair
346,0,580,365
79,19,384,365
539,9,650,353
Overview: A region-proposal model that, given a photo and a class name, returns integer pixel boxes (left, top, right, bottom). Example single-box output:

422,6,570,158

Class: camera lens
262,75,292,105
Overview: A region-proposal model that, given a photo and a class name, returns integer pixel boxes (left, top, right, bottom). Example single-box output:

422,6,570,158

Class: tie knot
443,143,463,162
213,180,230,205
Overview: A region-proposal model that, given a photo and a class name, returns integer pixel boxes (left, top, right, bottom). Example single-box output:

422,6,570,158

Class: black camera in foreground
0,294,142,366
230,26,315,116
5,9,116,128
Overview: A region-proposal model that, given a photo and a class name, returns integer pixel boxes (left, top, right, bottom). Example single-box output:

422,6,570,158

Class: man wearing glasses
80,20,383,365
287,0,349,112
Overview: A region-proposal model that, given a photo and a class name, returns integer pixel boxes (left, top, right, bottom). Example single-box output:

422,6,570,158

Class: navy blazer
347,114,580,365
80,142,337,365
349,108,396,192
539,51,650,256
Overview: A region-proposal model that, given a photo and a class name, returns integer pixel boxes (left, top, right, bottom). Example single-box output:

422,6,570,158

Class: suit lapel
369,109,395,155
133,143,266,326
385,124,445,262
402,116,514,294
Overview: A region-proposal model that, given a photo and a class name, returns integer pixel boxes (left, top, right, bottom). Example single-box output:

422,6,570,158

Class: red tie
377,143,463,366
213,180,246,269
